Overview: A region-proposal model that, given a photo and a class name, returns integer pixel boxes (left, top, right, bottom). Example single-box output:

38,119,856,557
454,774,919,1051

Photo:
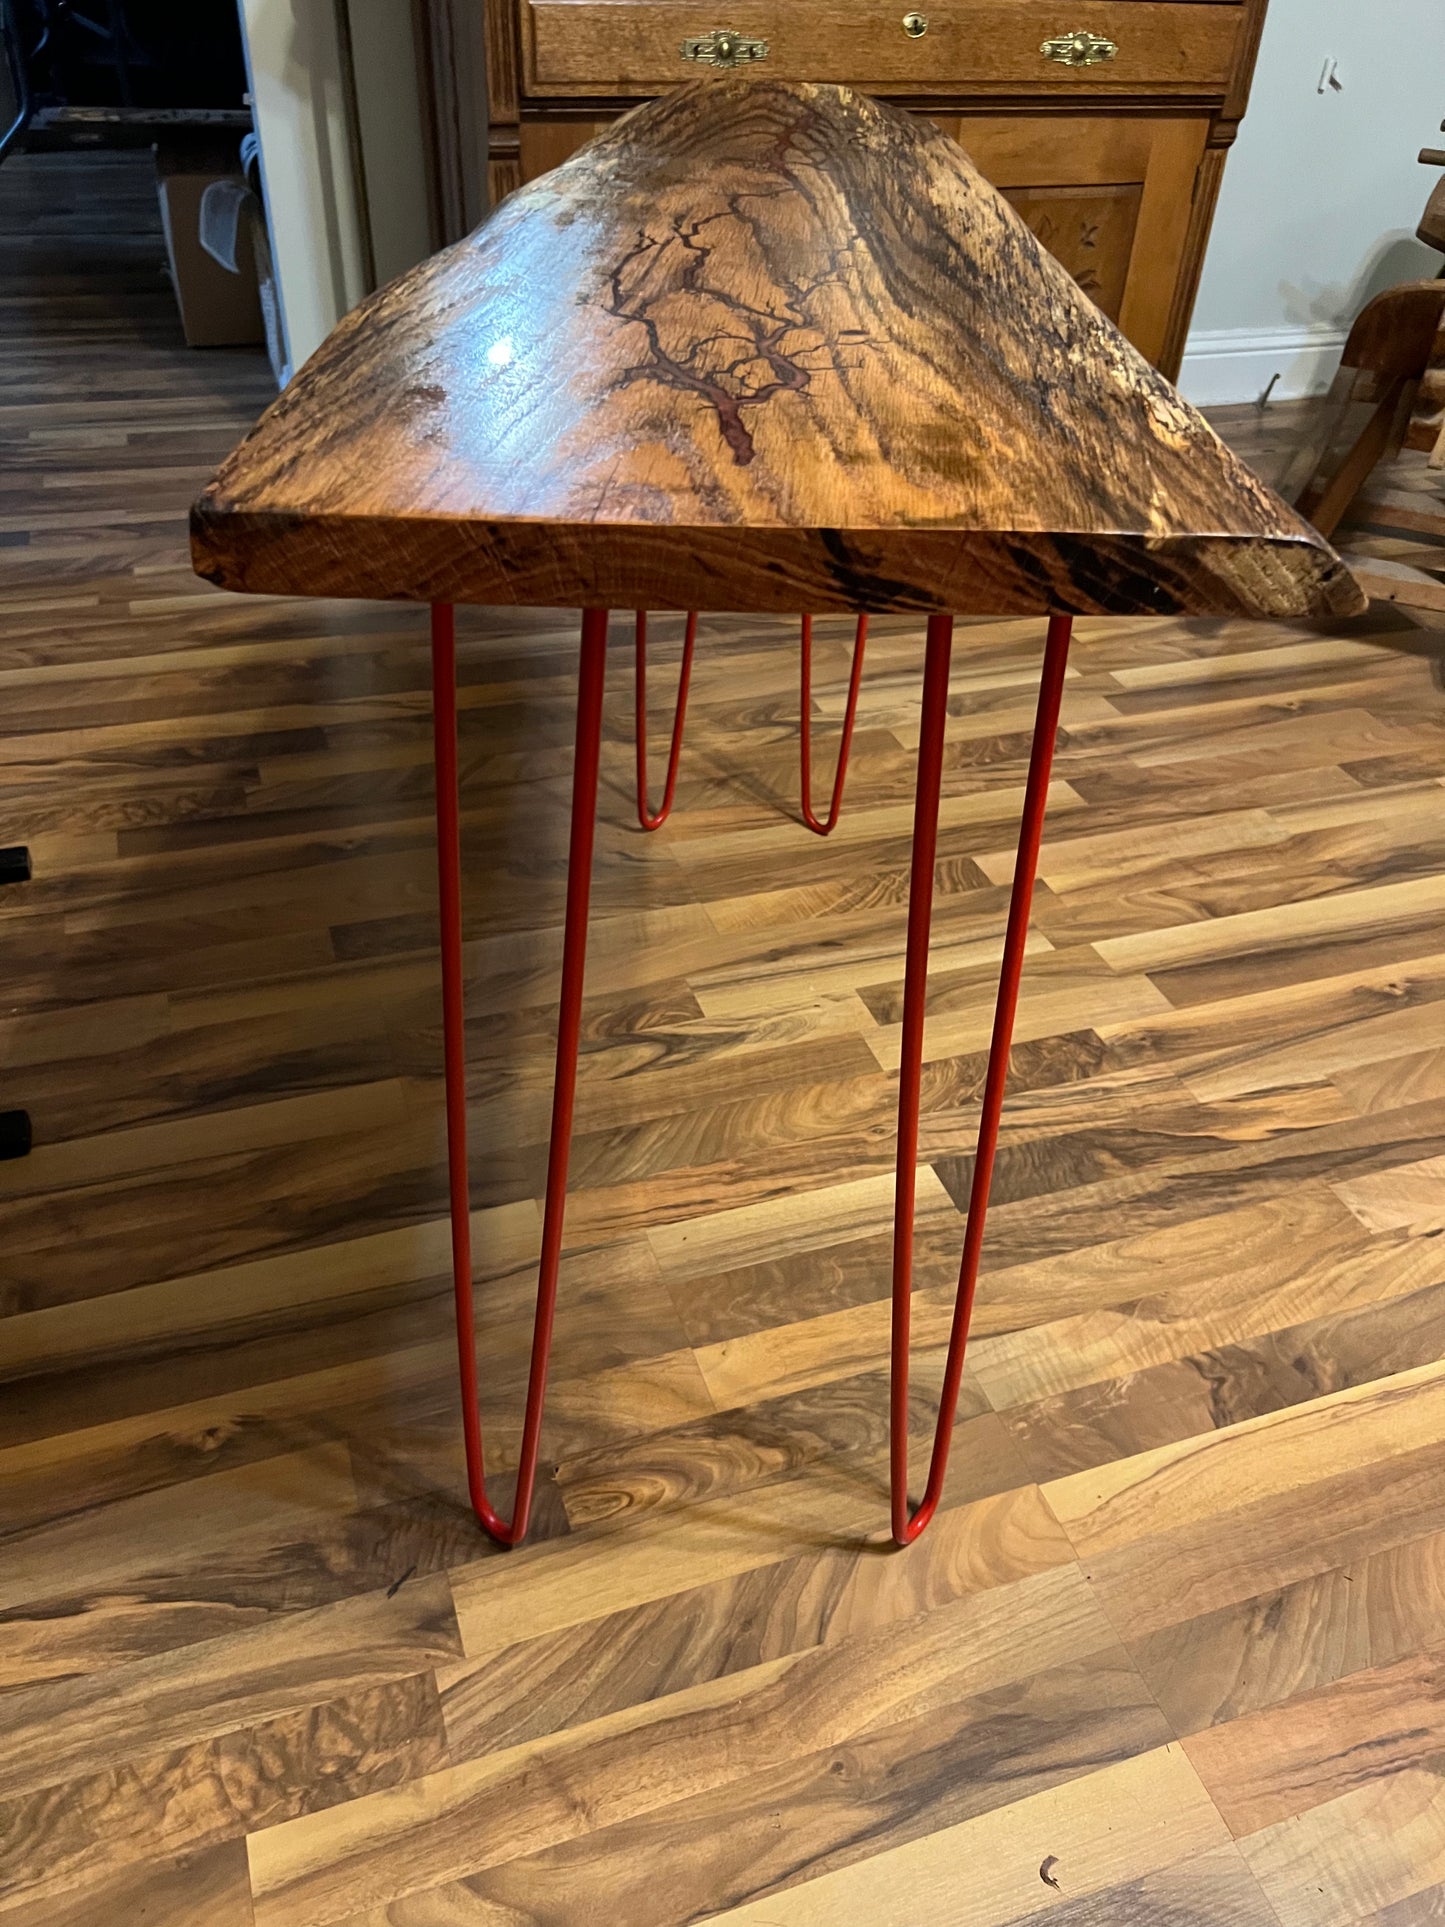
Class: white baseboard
1177,325,1349,409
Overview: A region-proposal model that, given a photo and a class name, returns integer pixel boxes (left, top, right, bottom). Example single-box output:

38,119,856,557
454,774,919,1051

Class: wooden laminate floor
4,150,1445,1927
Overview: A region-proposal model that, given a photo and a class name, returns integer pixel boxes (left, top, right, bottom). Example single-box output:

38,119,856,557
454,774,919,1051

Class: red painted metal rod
635,610,698,831
890,611,1074,1546
433,600,609,1546
800,611,869,836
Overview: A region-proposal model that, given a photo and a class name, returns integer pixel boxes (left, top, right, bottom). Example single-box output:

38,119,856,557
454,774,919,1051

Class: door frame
411,0,490,245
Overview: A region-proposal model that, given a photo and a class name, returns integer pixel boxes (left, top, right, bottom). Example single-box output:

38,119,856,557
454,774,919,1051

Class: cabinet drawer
523,1,1241,98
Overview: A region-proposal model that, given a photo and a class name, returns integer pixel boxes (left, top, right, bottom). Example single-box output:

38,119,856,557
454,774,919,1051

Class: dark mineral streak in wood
190,77,1361,621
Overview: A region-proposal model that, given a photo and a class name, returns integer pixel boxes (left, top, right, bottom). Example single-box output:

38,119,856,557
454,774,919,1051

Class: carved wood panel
1000,183,1142,322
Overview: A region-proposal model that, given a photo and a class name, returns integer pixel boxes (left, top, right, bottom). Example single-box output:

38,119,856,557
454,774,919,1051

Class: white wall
345,0,434,289
1180,0,1445,407
236,0,432,381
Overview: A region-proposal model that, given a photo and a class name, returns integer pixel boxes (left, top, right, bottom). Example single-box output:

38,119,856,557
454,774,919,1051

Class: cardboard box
155,140,265,348
198,144,288,387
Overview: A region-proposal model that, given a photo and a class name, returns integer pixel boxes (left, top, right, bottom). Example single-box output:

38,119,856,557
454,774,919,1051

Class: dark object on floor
1,835,34,1155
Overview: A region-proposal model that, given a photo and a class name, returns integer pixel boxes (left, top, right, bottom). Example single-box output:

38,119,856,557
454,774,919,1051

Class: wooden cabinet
425,0,1269,379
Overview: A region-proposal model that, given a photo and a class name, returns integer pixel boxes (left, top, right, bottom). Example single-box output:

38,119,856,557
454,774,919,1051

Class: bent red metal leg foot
635,610,697,831
433,601,609,1546
800,612,869,836
890,612,1074,1546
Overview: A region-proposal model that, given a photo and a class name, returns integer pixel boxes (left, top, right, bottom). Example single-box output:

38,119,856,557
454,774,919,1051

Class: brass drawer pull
1041,29,1118,66
680,28,770,65
902,11,928,36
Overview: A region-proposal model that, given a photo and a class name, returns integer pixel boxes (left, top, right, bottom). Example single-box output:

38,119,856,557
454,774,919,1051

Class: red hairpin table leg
800,612,868,835
432,600,608,1546
635,610,697,831
890,611,1073,1546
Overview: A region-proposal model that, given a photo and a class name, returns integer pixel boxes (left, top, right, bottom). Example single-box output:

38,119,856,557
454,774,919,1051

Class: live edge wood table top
190,75,1361,625
186,76,1362,1554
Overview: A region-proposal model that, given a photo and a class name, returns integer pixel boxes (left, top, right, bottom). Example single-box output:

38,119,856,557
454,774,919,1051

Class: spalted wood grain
191,77,1361,621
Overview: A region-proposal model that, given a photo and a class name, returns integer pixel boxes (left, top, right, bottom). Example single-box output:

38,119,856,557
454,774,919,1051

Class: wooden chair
1288,127,1445,538
1419,134,1445,255
191,76,1358,1550
1288,280,1445,539
1419,138,1445,469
